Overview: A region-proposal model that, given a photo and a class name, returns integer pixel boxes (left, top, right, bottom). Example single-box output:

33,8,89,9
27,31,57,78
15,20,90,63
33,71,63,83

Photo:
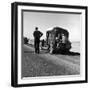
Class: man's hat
35,27,38,30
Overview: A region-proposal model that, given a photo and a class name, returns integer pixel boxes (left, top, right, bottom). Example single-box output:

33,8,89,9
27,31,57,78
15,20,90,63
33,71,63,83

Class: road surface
22,44,80,77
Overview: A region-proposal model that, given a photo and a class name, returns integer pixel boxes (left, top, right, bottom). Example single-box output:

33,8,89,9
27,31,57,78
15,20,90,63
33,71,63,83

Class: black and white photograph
11,2,88,87
22,10,81,77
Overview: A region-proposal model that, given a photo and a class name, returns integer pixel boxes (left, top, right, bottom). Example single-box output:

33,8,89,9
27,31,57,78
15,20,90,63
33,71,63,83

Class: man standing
33,27,43,54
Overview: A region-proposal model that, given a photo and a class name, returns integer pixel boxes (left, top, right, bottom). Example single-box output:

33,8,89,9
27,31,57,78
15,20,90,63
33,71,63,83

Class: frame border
11,2,88,87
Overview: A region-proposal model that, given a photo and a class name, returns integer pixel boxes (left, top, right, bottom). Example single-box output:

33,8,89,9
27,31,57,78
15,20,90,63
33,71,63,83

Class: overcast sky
23,11,81,42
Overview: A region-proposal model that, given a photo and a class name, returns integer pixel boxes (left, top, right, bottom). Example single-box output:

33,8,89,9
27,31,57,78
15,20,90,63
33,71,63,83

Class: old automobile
46,27,71,54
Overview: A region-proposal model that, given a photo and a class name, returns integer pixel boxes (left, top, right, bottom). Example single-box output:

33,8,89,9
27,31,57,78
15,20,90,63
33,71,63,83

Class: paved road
22,45,80,77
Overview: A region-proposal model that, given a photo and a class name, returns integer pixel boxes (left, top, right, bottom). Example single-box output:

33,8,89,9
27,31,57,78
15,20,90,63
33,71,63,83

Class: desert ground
22,44,80,78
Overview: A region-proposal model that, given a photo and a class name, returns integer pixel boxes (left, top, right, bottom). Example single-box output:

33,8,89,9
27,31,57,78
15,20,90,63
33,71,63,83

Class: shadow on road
53,51,80,56
24,50,80,56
